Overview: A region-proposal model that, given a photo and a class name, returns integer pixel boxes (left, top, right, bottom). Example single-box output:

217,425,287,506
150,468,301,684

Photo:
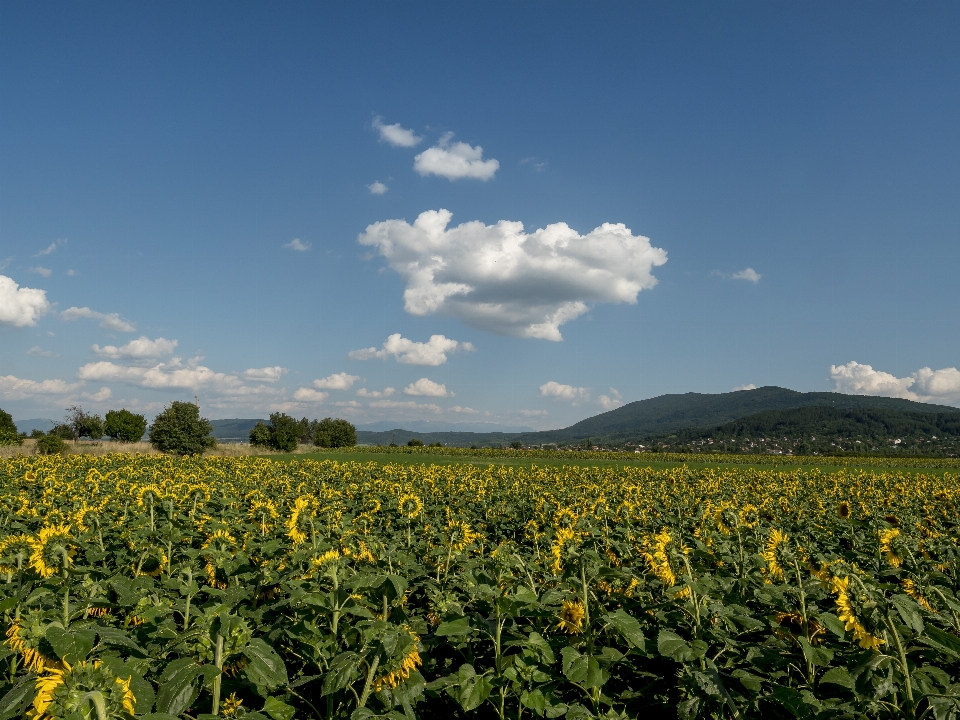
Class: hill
357,387,960,447
647,405,960,456
209,419,265,441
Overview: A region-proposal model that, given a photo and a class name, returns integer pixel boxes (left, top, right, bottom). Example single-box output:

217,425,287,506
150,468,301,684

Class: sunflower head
31,660,136,720
0,534,34,574
398,494,422,518
838,502,851,520
372,627,422,692
761,529,793,583
29,525,74,579
558,599,586,634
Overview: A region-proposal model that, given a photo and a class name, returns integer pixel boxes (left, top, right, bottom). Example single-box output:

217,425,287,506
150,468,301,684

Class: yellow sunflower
31,660,136,720
29,525,74,579
557,599,586,634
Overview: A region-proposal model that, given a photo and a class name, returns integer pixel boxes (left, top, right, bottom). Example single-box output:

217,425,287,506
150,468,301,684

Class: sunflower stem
211,632,224,716
358,654,380,709
885,613,915,718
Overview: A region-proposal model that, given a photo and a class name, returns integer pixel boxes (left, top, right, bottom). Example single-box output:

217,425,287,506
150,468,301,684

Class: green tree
104,409,148,443
50,424,76,440
313,418,357,448
66,405,104,440
407,438,424,447
0,408,22,446
249,421,273,448
297,417,313,444
148,401,216,456
510,441,523,450
36,434,67,455
268,412,300,452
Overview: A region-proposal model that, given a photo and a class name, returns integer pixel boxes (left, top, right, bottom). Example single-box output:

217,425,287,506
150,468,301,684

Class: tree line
0,402,356,456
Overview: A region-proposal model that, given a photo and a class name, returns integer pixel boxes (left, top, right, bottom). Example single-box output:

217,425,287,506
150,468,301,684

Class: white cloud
93,336,178,360
292,387,329,403
414,133,499,181
0,374,82,399
283,238,311,252
61,306,136,333
333,400,361,408
242,366,288,382
520,409,548,417
357,387,396,398
597,387,623,410
83,387,112,402
731,268,761,283
28,346,54,357
349,333,475,366
540,381,589,403
358,209,667,340
450,405,479,414
0,275,50,327
28,266,52,278
312,372,361,390
403,378,453,397
733,383,757,391
367,399,442,413
367,181,388,195
66,269,77,276
35,242,58,257
830,361,960,405
76,357,275,397
372,116,422,148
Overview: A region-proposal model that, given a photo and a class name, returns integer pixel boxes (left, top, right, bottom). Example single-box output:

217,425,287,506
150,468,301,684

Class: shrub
66,405,104,440
407,438,424,447
29,429,45,439
149,401,216,456
50,424,76,440
249,421,273,448
248,414,299,452
313,418,357,448
36,434,67,455
104,409,148,443
0,408,22,446
510,441,523,450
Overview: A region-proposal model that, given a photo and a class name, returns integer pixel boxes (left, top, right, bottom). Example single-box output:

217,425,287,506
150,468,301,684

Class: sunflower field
2,455,960,720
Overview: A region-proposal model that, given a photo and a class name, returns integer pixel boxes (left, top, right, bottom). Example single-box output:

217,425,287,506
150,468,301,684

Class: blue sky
2,2,959,429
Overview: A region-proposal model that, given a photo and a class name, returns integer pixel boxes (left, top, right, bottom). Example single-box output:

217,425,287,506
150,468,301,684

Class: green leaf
100,657,154,714
95,626,147,655
798,637,834,667
244,638,289,689
263,696,296,720
0,675,36,720
45,626,96,664
891,594,925,634
0,597,18,613
817,612,846,639
525,631,555,665
921,625,960,659
603,609,645,650
322,652,361,696
771,684,814,718
521,689,546,716
732,670,762,693
435,617,472,637
155,658,201,716
139,715,181,720
819,667,854,690
657,630,689,660
444,665,491,712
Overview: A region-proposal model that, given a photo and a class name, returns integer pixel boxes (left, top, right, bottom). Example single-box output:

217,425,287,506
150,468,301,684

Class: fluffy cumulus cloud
372,116,422,147
830,361,960,405
357,387,395,398
242,367,288,382
0,374,82,399
403,378,453,397
367,181,388,195
292,388,328,403
312,372,361,390
731,268,761,282
597,388,623,410
540,381,589,403
93,336,178,360
0,275,50,327
414,133,499,181
349,333,475,366
733,383,757,392
84,387,112,402
61,306,136,333
359,210,667,341
283,238,311,251
77,357,276,396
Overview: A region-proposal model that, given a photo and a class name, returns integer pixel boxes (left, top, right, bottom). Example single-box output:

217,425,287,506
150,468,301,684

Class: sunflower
444,519,477,552
879,528,902,567
202,529,239,589
221,692,243,717
739,504,759,529
642,529,682,589
6,616,62,674
557,599,586,634
832,575,884,651
761,529,792,583
287,496,314,546
31,660,136,720
398,494,422,518
29,525,74,579
550,526,579,575
133,546,168,577
903,578,934,611
0,534,33,575
837,501,851,520
248,499,279,534
371,628,422,692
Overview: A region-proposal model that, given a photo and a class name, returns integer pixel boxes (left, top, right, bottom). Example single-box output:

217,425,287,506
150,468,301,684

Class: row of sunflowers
1,453,959,719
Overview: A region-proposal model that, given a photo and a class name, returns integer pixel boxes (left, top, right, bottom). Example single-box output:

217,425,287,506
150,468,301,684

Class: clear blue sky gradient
2,2,958,427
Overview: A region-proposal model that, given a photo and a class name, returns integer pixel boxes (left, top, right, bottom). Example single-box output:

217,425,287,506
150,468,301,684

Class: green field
261,448,959,475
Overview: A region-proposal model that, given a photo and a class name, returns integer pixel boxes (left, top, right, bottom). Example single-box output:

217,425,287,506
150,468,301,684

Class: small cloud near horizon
283,238,311,252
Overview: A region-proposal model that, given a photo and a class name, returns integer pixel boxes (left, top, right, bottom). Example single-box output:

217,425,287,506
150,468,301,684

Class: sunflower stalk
884,613,916,719
211,631,224,716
